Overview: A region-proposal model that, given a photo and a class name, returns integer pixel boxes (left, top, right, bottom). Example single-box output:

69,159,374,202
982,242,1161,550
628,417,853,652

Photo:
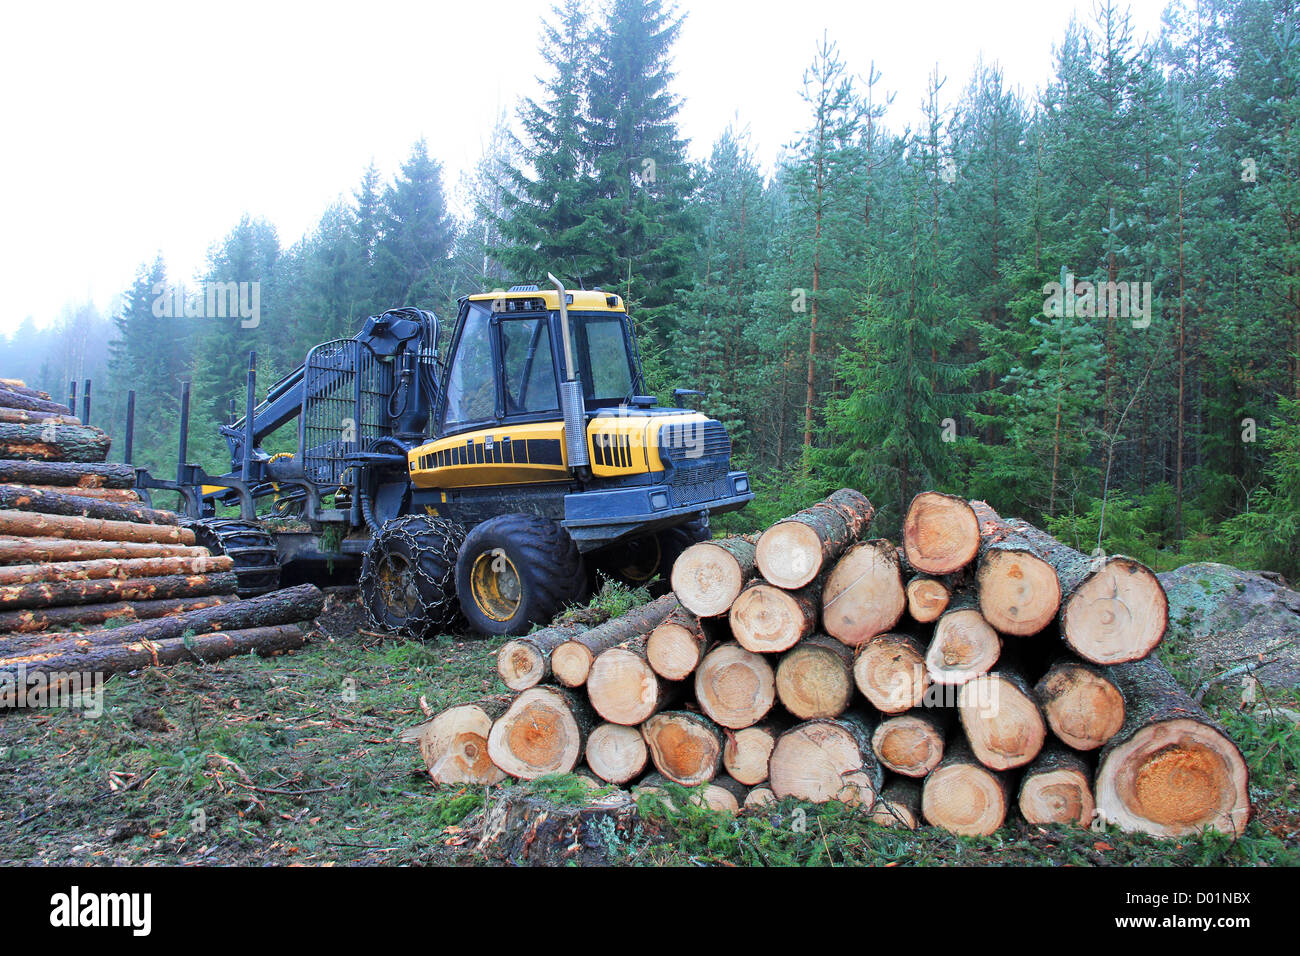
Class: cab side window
500,317,560,415
442,308,495,429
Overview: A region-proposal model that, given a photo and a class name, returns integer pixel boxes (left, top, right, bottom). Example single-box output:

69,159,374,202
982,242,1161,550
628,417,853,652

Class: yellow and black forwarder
133,275,752,636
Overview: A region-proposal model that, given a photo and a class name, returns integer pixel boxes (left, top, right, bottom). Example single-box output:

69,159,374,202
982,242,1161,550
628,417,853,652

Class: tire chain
359,513,465,638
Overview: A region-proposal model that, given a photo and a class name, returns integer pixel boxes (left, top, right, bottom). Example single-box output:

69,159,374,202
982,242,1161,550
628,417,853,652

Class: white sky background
0,0,1169,335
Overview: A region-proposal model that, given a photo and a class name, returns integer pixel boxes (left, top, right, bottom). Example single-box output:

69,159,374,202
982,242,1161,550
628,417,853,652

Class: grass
0,583,1296,867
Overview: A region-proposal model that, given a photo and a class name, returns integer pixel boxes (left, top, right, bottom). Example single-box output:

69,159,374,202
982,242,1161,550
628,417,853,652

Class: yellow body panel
466,288,625,313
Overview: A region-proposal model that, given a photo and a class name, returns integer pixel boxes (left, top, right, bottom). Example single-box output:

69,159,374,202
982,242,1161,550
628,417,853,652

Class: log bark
821,539,905,646
775,632,854,719
853,631,931,713
920,735,1011,836
0,409,80,427
1035,656,1126,751
722,715,790,786
0,460,136,488
0,554,233,587
768,710,882,806
1094,656,1250,837
0,388,72,416
1018,744,1096,826
496,621,587,691
902,491,981,574
0,423,110,463
550,594,678,687
584,722,648,785
0,570,237,611
670,536,757,617
586,633,684,726
729,575,822,653
15,485,139,502
486,685,595,779
0,594,237,636
400,695,511,785
925,591,1001,685
646,605,722,680
871,709,949,777
868,778,923,829
0,510,195,545
956,661,1047,770
693,641,776,729
641,710,725,786
0,624,305,686
0,536,208,566
754,488,874,589
969,500,1062,636
0,485,176,525
475,787,640,865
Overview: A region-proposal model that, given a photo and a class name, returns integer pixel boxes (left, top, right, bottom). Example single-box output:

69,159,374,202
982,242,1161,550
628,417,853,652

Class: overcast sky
0,0,1169,335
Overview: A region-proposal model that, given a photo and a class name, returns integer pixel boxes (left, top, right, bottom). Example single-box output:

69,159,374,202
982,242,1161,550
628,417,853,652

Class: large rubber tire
590,513,711,591
455,513,589,636
359,514,465,639
187,517,281,597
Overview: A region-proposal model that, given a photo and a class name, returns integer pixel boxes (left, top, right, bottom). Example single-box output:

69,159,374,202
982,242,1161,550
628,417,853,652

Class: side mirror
673,388,703,407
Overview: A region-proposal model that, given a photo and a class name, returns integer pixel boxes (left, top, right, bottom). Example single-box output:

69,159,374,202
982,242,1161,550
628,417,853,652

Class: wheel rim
375,553,420,621
470,548,522,622
615,535,662,583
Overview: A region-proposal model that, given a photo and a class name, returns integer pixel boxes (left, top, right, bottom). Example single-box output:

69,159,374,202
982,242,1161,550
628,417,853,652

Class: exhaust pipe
548,272,590,471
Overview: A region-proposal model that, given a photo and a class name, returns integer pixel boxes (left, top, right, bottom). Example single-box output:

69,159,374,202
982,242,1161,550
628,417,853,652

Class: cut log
868,778,923,829
0,571,237,611
743,786,776,809
496,621,587,691
646,605,721,680
821,539,905,646
853,632,930,713
0,554,233,587
871,709,948,778
0,409,80,427
0,423,110,463
641,710,725,786
486,685,595,780
1035,656,1126,751
0,594,238,635
902,491,980,574
957,663,1047,770
722,715,789,785
0,511,195,545
905,573,952,623
634,771,741,813
0,389,73,416
0,624,305,686
754,488,875,589
584,722,648,785
693,641,776,729
0,485,176,525
921,736,1011,836
1094,656,1250,837
729,575,822,653
926,592,1001,685
670,536,757,617
969,500,1062,636
775,633,854,720
700,774,749,813
550,594,678,687
0,536,216,566
14,485,139,502
0,460,137,488
400,695,511,785
1018,745,1095,826
768,711,882,806
586,633,683,726
476,787,640,865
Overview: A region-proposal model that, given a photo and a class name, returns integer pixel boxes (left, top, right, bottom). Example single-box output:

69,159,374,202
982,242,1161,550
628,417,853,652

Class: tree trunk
693,641,776,729
670,536,757,617
0,485,177,525
969,500,1062,635
0,594,237,635
400,695,511,785
0,570,237,611
775,632,854,719
0,389,73,416
586,633,684,726
15,485,140,502
722,715,790,786
0,460,136,488
902,491,980,574
641,710,725,786
853,631,931,713
868,778,923,829
1094,656,1250,837
0,423,110,463
820,539,905,646
1018,744,1095,826
550,594,678,687
729,574,822,653
486,685,595,779
921,735,1011,836
925,590,1001,685
496,621,587,691
0,538,210,567
769,711,882,806
1035,656,1125,751
754,488,874,589
475,787,640,865
871,709,948,777
584,722,649,785
956,661,1046,770
0,554,232,587
646,605,721,680
0,510,196,545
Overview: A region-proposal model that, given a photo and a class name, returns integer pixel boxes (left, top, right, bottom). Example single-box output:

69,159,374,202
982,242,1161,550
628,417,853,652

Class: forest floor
1,587,1296,867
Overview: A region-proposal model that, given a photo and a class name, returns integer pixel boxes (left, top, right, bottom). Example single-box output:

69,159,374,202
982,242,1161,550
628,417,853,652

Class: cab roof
466,287,626,313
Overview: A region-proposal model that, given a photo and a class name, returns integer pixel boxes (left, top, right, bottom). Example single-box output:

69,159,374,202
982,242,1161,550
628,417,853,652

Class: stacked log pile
0,380,318,694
